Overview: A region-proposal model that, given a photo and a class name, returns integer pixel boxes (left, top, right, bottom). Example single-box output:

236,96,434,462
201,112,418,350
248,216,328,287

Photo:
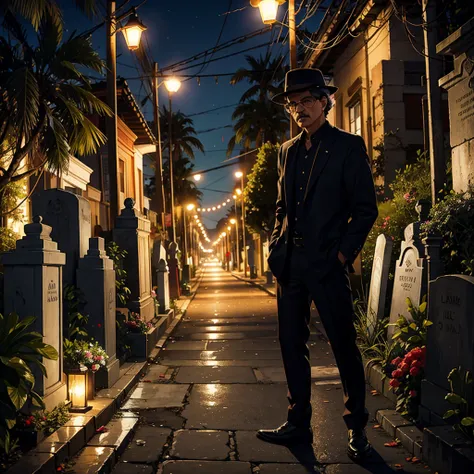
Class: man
258,68,378,462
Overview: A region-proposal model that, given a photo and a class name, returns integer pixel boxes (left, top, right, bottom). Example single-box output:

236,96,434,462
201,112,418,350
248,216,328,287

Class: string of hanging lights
197,197,233,213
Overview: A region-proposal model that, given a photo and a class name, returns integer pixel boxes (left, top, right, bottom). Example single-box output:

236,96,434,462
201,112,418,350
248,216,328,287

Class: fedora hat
271,68,338,105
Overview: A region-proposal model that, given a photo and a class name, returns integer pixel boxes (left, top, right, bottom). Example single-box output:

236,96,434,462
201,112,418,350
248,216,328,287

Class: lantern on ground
68,369,91,413
121,9,147,51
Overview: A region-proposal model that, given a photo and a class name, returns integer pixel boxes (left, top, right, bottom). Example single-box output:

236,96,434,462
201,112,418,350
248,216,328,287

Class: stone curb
6,268,206,474
230,271,276,297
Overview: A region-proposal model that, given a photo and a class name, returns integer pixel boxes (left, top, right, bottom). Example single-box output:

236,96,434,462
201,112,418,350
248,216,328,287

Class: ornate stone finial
23,215,52,241
415,199,431,222
33,216,43,224
158,258,169,272
124,198,135,209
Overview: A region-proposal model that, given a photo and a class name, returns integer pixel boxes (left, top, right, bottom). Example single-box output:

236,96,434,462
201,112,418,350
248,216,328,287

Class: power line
188,103,239,117
196,125,233,134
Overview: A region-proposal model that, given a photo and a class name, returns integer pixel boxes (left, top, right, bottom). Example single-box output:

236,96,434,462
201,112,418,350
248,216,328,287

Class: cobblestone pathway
111,262,434,474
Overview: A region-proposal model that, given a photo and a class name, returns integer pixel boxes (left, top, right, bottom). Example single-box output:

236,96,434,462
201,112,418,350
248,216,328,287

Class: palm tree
0,10,111,194
159,107,205,160
162,156,203,206
227,53,288,155
0,0,98,29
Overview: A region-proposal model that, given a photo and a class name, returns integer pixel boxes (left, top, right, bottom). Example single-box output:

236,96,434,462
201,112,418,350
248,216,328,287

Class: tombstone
420,275,474,423
32,188,91,288
1,216,67,410
151,239,168,287
157,259,171,313
387,200,430,338
113,198,154,322
76,238,120,389
437,18,474,193
367,234,393,337
167,241,181,299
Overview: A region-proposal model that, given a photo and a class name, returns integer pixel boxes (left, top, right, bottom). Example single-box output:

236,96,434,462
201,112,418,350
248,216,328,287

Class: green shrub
422,186,474,275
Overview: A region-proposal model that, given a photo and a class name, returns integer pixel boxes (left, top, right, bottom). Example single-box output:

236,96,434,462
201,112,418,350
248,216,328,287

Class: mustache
296,114,309,120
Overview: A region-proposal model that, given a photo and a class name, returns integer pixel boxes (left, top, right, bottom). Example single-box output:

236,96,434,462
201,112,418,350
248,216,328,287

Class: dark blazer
267,122,378,281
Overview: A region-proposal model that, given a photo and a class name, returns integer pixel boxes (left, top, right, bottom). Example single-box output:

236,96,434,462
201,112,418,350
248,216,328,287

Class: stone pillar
167,241,181,299
32,188,91,288
1,216,67,410
437,18,474,193
423,234,444,282
113,198,154,321
157,258,170,313
151,239,167,287
76,238,120,389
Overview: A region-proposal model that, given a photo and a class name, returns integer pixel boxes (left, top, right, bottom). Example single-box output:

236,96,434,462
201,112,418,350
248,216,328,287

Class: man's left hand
338,251,347,266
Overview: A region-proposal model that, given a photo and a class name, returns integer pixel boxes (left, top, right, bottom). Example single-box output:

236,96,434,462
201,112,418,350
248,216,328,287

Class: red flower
391,369,403,379
411,348,423,359
410,366,420,376
25,419,31,426
389,379,401,388
97,323,102,328
399,362,409,373
391,357,403,366
409,390,418,398
411,360,423,369
405,352,415,362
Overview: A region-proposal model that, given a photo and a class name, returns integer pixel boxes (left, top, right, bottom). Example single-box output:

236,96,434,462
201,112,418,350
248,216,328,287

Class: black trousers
277,244,369,430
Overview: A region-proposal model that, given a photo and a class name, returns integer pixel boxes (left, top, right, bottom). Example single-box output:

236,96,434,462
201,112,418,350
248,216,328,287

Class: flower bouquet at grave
125,312,152,334
388,346,426,418
63,340,108,373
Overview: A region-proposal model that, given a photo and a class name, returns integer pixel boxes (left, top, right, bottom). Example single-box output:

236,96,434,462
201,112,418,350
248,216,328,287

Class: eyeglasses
284,96,321,114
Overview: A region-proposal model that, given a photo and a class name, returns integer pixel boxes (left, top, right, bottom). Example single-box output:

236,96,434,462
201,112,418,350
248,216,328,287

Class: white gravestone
1,216,67,410
367,234,393,337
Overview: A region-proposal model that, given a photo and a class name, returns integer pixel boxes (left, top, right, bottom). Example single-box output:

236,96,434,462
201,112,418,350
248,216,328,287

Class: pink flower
91,364,100,372
85,351,92,359
409,390,418,398
389,379,400,388
410,366,420,376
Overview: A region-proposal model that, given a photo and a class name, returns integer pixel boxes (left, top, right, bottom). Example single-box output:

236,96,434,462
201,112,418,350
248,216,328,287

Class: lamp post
250,0,297,138
164,77,181,242
182,203,195,282
106,1,147,223
230,217,239,271
227,226,232,271
235,171,248,277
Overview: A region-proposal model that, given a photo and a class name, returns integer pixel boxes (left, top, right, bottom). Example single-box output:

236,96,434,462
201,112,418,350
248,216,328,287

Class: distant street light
193,174,202,182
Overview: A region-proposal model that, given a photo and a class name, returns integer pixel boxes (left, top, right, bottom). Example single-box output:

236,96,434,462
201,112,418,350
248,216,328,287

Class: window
119,159,125,193
404,94,424,130
349,101,362,136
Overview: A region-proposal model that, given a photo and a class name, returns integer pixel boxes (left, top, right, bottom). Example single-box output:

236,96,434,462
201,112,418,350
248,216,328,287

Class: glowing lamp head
122,9,147,51
194,174,202,182
186,203,195,211
235,171,243,179
236,188,242,196
227,226,231,231
232,195,237,199
68,369,91,413
165,77,182,93
230,218,236,225
251,0,284,25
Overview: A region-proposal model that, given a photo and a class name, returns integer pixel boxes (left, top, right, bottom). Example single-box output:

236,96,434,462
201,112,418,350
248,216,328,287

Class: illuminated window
349,101,361,136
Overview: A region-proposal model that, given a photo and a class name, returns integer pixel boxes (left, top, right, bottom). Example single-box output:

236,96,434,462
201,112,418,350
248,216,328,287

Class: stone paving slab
159,349,283,361
256,366,340,383
111,463,154,474
325,461,430,473
159,359,284,367
170,429,230,460
120,426,171,464
5,452,55,474
135,408,185,429
186,331,277,340
122,383,189,409
64,414,96,442
178,325,278,334
71,446,115,473
207,339,280,351
258,463,321,473
183,384,289,430
145,364,173,382
162,460,252,473
88,417,138,454
165,341,208,350
175,366,257,383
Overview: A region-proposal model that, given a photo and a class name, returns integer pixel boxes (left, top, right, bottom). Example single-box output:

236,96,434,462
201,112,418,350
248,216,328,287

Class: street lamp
230,217,240,271
106,1,147,223
164,77,182,242
193,174,202,182
234,171,248,277
182,203,195,282
250,0,297,138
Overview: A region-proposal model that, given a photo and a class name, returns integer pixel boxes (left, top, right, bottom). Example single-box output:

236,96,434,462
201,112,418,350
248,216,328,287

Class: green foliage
106,242,131,307
390,296,431,351
0,430,20,471
0,313,58,452
63,285,88,341
362,152,431,290
422,186,474,275
125,312,152,335
0,228,19,253
30,403,70,437
244,143,279,235
443,367,474,442
115,311,131,361
63,339,108,372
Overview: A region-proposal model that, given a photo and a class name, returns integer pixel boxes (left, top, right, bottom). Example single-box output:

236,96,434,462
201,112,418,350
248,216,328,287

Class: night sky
60,0,323,230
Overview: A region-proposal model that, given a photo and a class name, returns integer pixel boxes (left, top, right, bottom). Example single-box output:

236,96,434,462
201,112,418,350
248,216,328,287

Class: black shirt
292,121,329,235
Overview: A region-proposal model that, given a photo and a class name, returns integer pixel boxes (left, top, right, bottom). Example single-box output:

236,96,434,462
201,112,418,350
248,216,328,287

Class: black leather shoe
347,429,372,462
257,422,313,445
